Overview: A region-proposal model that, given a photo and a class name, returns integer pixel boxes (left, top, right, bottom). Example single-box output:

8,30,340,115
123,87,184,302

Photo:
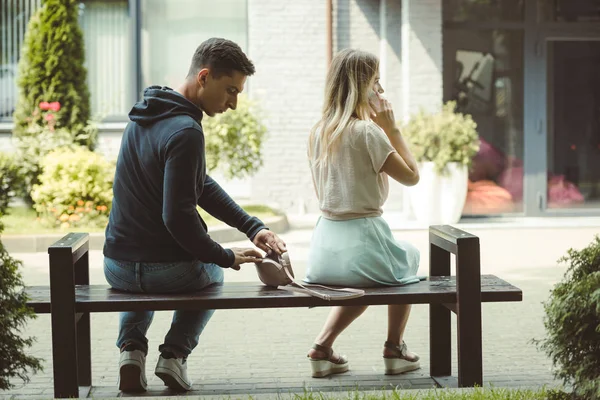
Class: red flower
39,101,50,110
44,113,55,121
49,101,61,112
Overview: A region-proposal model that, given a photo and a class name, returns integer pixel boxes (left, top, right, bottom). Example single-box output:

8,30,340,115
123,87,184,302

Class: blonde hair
308,49,379,166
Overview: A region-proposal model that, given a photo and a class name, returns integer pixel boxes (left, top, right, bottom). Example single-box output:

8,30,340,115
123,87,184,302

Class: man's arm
198,175,266,241
162,129,234,268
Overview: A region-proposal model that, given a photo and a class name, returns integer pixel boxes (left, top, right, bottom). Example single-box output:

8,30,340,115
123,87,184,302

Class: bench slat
25,274,521,314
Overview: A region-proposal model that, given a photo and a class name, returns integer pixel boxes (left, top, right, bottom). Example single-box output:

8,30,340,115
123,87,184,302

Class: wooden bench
24,225,522,398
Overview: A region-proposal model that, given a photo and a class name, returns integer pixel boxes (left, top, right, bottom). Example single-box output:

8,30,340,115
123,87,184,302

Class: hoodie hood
128,86,203,127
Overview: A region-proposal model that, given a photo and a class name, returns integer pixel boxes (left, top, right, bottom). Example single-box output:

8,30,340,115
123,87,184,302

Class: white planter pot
407,162,468,226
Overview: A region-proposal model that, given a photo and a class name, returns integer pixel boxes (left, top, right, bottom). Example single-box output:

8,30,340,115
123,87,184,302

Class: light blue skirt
303,216,423,288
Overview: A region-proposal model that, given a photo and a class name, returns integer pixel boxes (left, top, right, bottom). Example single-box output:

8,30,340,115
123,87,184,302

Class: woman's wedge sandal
308,343,349,378
383,341,421,375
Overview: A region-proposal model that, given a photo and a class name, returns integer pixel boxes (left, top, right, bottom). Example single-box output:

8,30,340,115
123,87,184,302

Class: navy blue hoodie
103,86,266,268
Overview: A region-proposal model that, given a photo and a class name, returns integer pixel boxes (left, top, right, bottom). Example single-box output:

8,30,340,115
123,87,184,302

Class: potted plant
401,101,480,225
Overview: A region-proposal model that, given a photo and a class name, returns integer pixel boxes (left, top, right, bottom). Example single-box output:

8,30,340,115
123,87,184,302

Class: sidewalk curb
1,215,290,253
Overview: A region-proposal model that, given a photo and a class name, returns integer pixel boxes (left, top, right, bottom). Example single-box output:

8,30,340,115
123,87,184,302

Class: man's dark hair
188,38,255,78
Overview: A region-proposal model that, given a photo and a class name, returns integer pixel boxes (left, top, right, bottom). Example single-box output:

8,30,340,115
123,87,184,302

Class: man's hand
230,247,263,271
252,229,287,255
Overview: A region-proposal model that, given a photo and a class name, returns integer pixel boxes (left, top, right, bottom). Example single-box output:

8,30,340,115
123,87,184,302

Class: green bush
0,152,23,215
12,0,98,203
13,0,91,140
31,147,115,230
203,95,268,179
0,215,43,389
400,101,480,175
536,237,600,400
14,124,79,204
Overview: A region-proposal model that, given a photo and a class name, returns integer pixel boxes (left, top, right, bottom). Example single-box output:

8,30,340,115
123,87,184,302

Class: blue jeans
103,257,224,357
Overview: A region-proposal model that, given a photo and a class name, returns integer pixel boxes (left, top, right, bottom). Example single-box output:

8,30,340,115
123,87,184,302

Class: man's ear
196,68,210,87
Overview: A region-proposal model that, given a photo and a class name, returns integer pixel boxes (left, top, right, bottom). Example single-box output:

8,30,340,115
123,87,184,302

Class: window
444,29,525,215
0,0,42,120
443,0,524,23
539,0,600,22
140,0,248,89
80,0,132,119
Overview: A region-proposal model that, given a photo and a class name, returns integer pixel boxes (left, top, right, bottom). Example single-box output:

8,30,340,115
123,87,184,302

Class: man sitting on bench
102,37,287,393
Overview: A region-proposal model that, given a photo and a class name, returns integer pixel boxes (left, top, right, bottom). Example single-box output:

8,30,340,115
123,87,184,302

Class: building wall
246,0,328,213
243,0,412,214
401,0,442,118
1,0,445,216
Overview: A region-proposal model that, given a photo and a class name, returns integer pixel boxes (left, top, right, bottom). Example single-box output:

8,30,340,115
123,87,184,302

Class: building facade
1,0,599,218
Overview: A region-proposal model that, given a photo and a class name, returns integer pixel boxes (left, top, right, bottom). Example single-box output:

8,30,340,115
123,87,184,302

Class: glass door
544,39,600,212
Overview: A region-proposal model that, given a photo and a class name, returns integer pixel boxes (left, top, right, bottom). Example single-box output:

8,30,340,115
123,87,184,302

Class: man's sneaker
118,345,147,392
154,352,192,391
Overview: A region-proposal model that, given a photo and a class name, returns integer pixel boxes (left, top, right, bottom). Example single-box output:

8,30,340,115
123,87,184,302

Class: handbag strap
282,266,365,301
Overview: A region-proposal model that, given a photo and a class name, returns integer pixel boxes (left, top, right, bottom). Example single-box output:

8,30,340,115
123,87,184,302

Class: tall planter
408,162,468,225
401,101,479,225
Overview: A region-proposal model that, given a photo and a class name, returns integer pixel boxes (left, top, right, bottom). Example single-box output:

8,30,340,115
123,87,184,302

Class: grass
247,387,568,400
1,204,280,235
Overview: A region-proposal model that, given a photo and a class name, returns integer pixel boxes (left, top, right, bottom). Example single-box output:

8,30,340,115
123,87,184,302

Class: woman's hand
370,92,397,135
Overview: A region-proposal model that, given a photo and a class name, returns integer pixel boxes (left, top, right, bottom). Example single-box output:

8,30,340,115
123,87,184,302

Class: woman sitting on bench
304,48,422,378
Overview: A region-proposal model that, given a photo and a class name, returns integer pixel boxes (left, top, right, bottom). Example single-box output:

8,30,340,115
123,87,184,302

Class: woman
304,48,422,378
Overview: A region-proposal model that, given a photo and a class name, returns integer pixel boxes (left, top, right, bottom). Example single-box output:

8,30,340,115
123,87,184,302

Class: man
103,38,287,393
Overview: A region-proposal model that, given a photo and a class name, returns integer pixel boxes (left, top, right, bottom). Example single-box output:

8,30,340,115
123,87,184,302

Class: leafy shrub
12,0,97,204
31,147,115,230
13,0,90,139
536,236,600,400
0,213,43,389
14,121,79,204
0,152,23,215
203,95,268,179
400,101,480,175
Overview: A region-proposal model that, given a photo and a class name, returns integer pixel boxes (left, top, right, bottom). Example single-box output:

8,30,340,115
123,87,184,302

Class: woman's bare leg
308,305,368,359
384,304,417,358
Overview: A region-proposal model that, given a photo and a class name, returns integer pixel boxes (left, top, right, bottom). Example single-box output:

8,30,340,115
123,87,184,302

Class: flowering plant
37,101,61,130
31,146,115,229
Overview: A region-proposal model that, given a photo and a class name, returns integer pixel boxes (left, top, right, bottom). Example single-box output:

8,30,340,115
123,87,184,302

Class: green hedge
31,147,115,230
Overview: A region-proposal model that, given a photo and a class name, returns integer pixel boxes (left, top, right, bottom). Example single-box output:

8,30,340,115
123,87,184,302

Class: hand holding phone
370,91,397,134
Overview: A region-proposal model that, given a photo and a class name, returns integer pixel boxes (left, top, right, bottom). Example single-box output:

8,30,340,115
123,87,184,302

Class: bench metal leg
50,242,87,398
429,242,452,381
77,312,92,387
429,226,483,388
430,304,452,378
456,239,483,387
50,285,79,398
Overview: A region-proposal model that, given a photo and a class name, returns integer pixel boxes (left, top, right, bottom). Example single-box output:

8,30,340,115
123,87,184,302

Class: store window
443,29,525,215
443,0,524,23
538,0,600,22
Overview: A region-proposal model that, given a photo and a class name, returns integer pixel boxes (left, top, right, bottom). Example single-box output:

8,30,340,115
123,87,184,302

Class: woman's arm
381,128,420,186
370,94,420,186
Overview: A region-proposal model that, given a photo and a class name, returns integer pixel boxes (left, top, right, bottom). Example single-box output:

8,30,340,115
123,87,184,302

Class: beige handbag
255,252,365,301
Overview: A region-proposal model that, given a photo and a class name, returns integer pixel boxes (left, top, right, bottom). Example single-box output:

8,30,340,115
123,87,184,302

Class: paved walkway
2,225,599,399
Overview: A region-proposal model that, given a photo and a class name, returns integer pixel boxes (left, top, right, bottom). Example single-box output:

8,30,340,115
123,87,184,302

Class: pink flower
49,101,61,112
44,113,55,121
39,101,50,110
